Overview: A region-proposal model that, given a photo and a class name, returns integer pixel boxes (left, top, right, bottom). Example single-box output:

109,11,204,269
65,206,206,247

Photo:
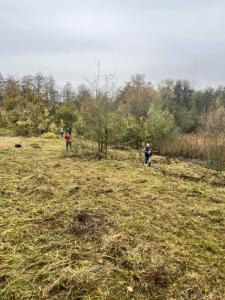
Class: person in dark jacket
66,127,72,135
144,143,152,166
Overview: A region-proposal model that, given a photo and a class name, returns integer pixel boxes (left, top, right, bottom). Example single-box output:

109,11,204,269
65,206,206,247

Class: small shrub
41,132,58,139
147,105,179,151
48,122,58,133
0,128,13,137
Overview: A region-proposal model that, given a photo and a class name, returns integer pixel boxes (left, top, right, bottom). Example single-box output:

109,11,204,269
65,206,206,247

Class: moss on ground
0,137,225,299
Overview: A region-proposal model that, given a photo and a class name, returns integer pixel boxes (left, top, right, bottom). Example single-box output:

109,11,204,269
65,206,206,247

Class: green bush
75,116,86,136
147,105,179,151
56,102,77,128
114,106,179,152
48,122,58,133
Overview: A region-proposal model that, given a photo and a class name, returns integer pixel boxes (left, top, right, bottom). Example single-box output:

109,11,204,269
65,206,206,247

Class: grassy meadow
0,137,225,299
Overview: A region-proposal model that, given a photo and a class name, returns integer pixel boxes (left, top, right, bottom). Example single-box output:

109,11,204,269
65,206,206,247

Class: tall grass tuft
160,134,225,168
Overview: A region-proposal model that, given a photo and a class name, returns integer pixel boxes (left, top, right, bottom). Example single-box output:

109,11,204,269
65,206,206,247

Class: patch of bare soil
71,209,112,237
31,143,42,149
94,187,114,195
69,186,81,195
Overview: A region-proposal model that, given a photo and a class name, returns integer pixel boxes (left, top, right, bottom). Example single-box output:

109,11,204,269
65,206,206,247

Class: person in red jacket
65,132,72,151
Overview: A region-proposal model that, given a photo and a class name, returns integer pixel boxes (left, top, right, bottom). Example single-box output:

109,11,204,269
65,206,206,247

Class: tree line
0,72,225,164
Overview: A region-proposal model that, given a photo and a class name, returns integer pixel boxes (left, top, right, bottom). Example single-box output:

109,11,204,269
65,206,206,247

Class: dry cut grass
0,137,225,299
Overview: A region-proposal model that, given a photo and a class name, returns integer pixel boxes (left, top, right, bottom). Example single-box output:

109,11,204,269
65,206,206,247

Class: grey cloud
1,0,225,87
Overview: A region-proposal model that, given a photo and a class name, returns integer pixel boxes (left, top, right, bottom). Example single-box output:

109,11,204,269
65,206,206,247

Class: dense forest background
0,72,225,167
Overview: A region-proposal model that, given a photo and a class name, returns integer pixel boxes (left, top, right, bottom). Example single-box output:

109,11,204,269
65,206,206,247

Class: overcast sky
1,0,225,87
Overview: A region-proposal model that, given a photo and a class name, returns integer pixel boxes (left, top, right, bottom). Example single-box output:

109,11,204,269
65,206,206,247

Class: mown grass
0,137,225,299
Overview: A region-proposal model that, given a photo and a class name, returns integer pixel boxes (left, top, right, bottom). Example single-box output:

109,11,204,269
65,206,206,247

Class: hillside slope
0,137,225,299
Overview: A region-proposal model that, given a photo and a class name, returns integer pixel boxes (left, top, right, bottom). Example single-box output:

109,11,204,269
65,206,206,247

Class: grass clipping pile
0,137,225,299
